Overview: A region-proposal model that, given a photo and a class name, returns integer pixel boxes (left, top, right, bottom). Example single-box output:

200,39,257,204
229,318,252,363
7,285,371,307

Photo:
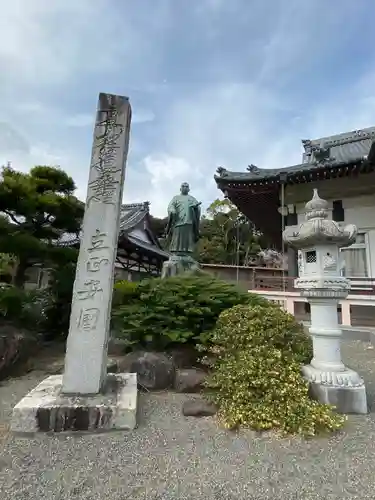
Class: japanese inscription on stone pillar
62,93,132,395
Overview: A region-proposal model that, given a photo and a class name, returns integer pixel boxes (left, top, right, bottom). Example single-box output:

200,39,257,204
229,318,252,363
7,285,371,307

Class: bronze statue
165,182,201,256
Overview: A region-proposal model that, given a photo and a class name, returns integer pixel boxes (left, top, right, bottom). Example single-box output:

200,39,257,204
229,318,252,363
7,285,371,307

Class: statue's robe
166,194,200,254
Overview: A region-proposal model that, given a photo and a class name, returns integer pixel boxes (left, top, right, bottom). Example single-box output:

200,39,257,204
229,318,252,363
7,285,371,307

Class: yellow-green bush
206,303,312,363
204,304,345,436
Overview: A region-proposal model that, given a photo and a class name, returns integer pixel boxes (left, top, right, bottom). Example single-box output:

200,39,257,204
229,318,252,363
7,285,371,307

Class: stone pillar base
161,254,200,278
10,373,137,434
302,365,368,414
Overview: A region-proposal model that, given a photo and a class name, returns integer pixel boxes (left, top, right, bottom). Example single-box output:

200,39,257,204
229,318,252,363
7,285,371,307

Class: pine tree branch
2,210,21,226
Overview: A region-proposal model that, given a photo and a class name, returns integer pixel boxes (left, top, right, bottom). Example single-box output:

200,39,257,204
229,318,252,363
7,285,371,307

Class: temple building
24,202,169,288
215,126,375,327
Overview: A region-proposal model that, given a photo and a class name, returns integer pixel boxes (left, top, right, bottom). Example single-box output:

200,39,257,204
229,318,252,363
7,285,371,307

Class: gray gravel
1,340,375,499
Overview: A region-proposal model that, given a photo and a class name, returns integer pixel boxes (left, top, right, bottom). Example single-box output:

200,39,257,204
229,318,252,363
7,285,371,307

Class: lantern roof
282,189,357,249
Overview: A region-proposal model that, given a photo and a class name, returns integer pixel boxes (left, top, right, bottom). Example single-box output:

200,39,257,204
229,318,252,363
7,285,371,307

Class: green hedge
111,273,272,350
41,264,76,339
0,263,76,339
0,283,46,332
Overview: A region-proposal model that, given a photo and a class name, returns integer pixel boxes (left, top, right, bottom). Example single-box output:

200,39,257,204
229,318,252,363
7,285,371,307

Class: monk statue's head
180,182,190,195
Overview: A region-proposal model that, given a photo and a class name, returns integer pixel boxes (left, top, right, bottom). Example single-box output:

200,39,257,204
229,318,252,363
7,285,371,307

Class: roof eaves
215,156,369,186
127,234,169,259
302,126,375,151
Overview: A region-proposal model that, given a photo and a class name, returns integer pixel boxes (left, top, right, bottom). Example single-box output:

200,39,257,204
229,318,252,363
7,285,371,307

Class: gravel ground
0,340,375,500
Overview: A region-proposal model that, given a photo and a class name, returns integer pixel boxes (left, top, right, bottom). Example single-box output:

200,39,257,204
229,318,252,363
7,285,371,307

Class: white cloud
132,110,156,125
65,114,94,128
0,0,172,91
132,154,206,217
144,155,193,183
1,1,93,84
1,0,375,221
137,70,375,217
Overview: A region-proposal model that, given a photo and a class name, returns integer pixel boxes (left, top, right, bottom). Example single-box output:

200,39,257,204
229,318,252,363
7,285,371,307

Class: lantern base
303,365,368,414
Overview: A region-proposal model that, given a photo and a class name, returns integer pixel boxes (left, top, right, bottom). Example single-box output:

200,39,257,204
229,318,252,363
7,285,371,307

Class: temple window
340,233,368,277
332,200,345,222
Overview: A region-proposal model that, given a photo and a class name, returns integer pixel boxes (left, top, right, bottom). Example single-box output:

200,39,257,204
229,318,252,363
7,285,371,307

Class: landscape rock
107,337,128,356
106,357,119,374
174,368,206,393
117,351,175,391
0,324,39,380
182,399,217,417
167,345,199,369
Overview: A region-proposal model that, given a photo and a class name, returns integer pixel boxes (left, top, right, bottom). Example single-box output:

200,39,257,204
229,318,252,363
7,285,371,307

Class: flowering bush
203,304,345,436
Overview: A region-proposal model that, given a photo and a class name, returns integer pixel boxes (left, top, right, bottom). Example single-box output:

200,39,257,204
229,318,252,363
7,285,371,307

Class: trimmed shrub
42,264,76,339
205,303,312,363
204,304,345,436
112,280,140,307
111,274,271,350
0,283,46,331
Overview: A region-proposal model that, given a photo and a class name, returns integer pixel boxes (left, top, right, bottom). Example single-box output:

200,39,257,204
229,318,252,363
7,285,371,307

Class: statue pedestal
161,254,200,278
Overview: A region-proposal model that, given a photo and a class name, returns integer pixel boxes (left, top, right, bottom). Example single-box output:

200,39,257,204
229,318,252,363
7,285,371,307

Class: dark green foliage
112,280,139,307
148,215,167,240
0,263,76,339
0,253,16,283
197,198,262,265
0,283,46,332
42,264,76,339
0,165,83,286
111,273,271,350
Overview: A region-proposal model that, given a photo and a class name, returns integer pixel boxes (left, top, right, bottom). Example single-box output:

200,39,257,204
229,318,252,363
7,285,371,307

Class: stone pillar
10,93,137,435
62,93,131,395
309,299,345,371
283,189,367,414
285,297,295,315
341,301,352,326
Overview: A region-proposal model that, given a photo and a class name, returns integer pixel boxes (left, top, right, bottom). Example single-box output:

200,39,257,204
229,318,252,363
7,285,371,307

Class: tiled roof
215,126,375,185
56,202,168,259
119,202,150,232
127,234,169,258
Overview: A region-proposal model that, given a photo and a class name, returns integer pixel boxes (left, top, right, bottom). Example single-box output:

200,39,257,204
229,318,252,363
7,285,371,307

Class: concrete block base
302,364,368,414
308,381,368,414
10,373,137,434
161,254,200,278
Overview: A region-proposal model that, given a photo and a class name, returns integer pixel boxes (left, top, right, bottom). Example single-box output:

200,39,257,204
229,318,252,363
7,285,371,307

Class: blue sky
1,0,375,216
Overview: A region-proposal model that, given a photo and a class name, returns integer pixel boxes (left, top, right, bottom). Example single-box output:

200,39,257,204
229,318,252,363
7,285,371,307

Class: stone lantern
283,189,367,414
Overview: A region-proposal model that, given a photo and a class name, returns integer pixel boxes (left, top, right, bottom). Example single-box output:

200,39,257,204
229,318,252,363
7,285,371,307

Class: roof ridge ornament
216,166,228,177
247,164,260,174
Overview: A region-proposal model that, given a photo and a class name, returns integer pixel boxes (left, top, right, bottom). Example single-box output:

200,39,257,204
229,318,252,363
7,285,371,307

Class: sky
1,0,375,217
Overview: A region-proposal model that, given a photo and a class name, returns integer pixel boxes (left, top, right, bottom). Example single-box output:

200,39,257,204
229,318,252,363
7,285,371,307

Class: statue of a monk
165,182,201,256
